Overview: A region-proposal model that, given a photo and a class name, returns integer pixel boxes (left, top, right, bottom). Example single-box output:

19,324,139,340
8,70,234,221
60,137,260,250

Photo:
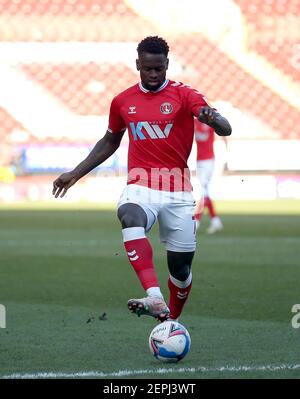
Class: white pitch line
2,363,300,379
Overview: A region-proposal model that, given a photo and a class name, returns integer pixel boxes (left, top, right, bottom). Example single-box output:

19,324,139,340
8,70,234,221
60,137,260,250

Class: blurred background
1,1,300,379
0,0,299,204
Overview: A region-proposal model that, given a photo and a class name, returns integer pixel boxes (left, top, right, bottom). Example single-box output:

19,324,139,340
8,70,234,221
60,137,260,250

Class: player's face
136,52,169,91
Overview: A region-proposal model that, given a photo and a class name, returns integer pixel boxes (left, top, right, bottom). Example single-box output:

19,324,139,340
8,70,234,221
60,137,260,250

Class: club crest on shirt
160,102,173,115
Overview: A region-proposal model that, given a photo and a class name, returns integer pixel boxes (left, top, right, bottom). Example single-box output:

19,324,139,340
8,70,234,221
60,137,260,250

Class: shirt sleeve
108,96,127,134
185,87,212,118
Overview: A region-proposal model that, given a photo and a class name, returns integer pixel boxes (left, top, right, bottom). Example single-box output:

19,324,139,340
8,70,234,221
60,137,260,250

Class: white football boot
127,296,170,322
207,217,223,234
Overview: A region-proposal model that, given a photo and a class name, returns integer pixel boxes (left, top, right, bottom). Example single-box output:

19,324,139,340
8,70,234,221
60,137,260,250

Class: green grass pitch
0,200,300,379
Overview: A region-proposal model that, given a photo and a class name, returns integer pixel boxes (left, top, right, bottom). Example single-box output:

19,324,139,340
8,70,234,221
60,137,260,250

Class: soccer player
52,36,231,322
194,120,224,234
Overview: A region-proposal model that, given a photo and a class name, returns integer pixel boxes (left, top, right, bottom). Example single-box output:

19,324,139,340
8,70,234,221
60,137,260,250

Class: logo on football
149,321,191,362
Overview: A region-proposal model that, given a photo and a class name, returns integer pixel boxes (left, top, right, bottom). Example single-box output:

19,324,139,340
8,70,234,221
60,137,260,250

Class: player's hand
198,107,217,125
52,172,78,198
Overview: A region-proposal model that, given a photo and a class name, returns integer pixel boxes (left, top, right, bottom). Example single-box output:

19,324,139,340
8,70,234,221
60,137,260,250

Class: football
149,320,191,362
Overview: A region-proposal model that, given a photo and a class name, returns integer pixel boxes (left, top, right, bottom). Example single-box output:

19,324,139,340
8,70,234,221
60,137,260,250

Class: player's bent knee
117,203,147,228
167,251,194,282
170,265,191,282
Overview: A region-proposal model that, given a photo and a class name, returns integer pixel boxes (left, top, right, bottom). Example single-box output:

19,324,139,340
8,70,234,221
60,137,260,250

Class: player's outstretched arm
198,106,232,136
52,130,124,198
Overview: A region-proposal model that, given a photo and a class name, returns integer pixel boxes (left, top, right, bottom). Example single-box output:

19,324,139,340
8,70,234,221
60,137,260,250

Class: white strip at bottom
1,363,300,379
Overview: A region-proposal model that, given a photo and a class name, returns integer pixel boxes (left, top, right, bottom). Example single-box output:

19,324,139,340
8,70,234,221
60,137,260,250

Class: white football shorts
196,158,215,197
117,184,196,252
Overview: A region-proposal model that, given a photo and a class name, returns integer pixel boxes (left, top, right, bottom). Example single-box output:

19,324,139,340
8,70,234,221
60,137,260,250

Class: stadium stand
0,0,299,177
235,0,300,83
22,63,138,116
171,34,299,139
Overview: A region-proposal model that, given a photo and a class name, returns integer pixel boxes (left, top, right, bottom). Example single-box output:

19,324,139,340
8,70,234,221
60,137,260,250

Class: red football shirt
195,120,215,161
108,79,209,191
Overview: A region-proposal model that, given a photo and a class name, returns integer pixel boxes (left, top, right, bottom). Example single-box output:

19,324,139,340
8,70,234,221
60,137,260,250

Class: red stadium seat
0,0,299,152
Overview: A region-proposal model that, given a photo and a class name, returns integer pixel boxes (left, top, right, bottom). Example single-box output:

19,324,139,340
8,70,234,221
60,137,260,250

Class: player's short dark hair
137,36,169,56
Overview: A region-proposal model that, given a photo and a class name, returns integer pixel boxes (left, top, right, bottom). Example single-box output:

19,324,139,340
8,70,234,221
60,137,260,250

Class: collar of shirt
139,79,169,94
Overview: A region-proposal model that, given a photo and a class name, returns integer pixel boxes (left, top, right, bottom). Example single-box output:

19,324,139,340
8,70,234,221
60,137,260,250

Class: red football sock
168,275,192,320
204,196,217,218
124,236,159,291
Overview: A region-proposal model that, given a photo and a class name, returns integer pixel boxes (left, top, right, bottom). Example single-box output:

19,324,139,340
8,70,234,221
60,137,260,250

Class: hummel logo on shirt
128,106,136,114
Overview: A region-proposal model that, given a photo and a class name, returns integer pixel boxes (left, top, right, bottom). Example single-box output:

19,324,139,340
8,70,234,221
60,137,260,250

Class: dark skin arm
52,130,125,198
198,106,232,136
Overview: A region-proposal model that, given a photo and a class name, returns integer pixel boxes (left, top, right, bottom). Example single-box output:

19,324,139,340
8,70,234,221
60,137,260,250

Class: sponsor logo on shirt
129,121,173,140
160,102,173,114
